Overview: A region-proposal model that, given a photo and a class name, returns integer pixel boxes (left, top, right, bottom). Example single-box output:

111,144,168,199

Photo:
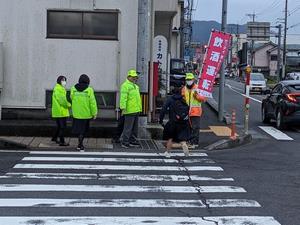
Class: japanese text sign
198,30,231,97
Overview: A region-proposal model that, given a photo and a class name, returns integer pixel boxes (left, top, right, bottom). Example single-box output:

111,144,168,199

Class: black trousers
190,116,201,145
53,118,67,143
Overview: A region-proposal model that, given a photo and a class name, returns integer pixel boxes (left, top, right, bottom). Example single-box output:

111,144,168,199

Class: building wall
154,0,177,12
170,4,181,59
0,0,138,110
254,45,275,67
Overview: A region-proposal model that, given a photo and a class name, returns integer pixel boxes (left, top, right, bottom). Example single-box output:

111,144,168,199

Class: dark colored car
214,74,220,85
169,59,186,88
261,80,300,129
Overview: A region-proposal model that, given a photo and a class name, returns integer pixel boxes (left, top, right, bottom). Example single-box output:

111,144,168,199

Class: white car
249,73,267,94
286,72,300,80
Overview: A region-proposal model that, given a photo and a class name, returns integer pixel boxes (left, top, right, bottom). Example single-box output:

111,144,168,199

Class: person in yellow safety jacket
119,69,142,148
51,75,71,146
181,72,207,146
70,74,98,151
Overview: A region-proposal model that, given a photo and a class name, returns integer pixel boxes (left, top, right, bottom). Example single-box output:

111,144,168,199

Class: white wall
0,0,138,109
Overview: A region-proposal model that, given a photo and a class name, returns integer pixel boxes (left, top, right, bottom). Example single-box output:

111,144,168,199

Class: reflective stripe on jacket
181,84,207,117
120,79,142,115
51,84,71,118
70,86,98,119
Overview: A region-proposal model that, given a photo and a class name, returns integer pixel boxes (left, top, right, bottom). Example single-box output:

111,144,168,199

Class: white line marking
0,184,246,193
226,84,262,103
22,157,215,164
259,126,294,140
30,151,208,157
13,164,223,171
0,198,260,208
0,173,234,181
0,216,281,225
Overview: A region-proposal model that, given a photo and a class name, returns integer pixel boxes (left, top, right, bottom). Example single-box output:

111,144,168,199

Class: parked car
169,58,186,89
249,73,267,94
261,80,300,129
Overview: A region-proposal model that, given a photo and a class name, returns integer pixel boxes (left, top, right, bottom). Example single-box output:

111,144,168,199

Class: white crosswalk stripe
0,151,281,225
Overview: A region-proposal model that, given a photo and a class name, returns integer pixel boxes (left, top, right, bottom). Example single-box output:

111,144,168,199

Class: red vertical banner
153,62,159,97
198,30,231,97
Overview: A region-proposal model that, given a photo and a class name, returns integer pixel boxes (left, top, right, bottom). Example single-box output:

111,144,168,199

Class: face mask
61,81,67,87
186,80,194,86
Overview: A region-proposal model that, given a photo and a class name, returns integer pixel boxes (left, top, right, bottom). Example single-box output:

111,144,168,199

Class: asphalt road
0,149,283,225
211,78,300,225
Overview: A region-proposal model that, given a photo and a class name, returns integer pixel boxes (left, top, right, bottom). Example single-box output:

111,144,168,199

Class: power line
288,4,300,16
257,0,281,15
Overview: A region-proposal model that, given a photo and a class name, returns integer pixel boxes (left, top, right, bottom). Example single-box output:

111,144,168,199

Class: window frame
47,9,119,41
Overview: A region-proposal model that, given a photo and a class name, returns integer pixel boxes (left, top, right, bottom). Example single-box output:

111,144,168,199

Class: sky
193,0,300,44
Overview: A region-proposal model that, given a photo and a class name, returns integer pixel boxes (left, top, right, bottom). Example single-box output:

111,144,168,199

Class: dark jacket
159,94,183,124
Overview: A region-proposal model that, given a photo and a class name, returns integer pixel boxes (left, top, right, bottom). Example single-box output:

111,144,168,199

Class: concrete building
0,0,182,120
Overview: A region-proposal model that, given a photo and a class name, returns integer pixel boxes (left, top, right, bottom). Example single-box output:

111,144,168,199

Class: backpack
173,99,189,123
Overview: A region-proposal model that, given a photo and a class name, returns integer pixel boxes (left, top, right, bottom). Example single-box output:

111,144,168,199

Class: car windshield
172,61,185,70
251,73,265,81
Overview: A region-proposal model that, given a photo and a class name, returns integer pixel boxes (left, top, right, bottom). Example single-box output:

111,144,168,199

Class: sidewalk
0,102,240,151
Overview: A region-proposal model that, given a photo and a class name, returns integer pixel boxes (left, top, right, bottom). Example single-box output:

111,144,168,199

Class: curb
203,134,252,151
0,138,28,149
206,98,231,124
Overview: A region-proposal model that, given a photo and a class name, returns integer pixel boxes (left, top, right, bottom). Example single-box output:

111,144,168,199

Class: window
47,10,118,40
46,91,116,109
270,55,277,61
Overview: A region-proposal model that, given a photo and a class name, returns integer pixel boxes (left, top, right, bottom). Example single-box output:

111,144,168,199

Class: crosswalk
0,150,281,225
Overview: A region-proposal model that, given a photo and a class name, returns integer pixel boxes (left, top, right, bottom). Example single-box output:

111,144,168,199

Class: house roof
252,41,277,52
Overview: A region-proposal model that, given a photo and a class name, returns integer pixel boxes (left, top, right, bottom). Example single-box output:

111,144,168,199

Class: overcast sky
193,0,300,44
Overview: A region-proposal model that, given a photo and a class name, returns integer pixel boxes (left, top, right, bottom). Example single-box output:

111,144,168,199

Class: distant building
251,42,283,77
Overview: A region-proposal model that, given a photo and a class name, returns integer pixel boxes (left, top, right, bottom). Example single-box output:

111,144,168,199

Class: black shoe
121,143,130,148
129,141,140,147
51,138,59,144
77,145,85,151
59,142,70,147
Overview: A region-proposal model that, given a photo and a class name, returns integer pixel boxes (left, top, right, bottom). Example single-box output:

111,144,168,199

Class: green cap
185,73,195,80
128,69,138,77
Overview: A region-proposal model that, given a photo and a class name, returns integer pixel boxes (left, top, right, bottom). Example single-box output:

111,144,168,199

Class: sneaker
129,141,140,147
163,151,171,158
182,142,189,157
121,143,130,149
51,138,60,144
59,142,70,147
77,145,85,151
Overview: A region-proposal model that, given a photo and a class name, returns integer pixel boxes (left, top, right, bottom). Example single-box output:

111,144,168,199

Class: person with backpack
181,73,207,147
159,87,190,157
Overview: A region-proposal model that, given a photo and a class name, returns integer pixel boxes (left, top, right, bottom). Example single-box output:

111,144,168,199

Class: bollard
230,109,237,140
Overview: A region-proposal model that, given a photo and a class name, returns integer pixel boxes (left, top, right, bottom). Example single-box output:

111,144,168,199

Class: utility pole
137,0,151,93
136,0,152,123
282,0,288,79
218,0,227,122
276,24,282,82
246,13,256,66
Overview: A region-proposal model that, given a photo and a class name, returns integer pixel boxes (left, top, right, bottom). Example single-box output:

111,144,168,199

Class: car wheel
262,106,270,123
276,110,286,130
